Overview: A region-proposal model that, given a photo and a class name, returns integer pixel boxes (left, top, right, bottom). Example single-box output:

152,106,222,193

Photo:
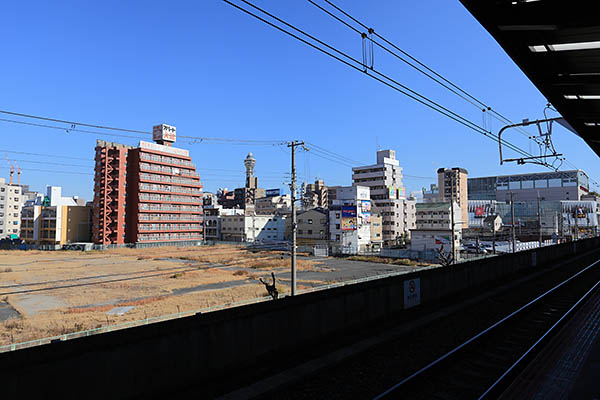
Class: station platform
500,285,600,399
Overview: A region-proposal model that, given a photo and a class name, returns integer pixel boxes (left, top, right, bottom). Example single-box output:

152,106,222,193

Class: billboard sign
265,189,281,197
360,200,372,226
389,185,396,199
152,124,176,143
360,200,371,213
341,206,357,231
474,206,486,218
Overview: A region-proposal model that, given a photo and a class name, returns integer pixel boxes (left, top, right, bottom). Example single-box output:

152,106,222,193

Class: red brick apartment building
93,124,203,245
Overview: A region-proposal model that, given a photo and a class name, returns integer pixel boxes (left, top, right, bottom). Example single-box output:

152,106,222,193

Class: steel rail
373,257,600,400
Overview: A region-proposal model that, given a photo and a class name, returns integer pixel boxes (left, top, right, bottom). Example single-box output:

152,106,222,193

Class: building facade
0,178,24,239
468,170,590,202
20,186,91,246
220,214,286,242
256,194,291,215
302,179,329,209
329,186,372,252
438,167,469,228
352,149,416,244
410,202,462,256
93,124,204,245
422,184,439,204
287,208,329,246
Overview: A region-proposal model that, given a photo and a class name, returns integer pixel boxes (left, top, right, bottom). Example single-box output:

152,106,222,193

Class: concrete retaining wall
2,238,599,398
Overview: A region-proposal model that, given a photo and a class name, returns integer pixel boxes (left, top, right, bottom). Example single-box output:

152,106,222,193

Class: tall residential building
93,124,204,246
302,179,329,209
352,149,416,244
468,170,589,202
0,178,24,239
438,167,469,228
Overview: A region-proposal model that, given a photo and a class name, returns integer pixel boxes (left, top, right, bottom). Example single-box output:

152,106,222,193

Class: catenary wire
224,0,537,163
317,0,536,141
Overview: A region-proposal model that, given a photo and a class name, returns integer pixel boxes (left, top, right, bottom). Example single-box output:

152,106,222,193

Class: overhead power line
0,111,286,145
312,0,536,142
223,0,538,165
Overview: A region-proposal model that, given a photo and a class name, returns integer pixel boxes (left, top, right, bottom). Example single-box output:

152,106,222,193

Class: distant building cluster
4,123,598,255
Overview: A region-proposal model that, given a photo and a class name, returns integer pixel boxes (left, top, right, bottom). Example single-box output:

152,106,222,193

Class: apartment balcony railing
140,152,194,166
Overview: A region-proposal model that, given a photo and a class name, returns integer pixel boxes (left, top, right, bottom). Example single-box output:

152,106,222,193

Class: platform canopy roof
460,0,600,157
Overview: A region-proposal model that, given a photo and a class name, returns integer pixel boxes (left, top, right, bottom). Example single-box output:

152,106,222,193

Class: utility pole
510,192,516,253
288,140,305,296
575,207,579,241
537,194,542,248
449,174,456,264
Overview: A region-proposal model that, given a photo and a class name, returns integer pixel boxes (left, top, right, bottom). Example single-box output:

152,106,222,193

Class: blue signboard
265,189,281,197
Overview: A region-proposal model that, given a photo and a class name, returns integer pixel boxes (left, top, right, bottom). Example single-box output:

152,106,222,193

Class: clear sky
2,1,598,201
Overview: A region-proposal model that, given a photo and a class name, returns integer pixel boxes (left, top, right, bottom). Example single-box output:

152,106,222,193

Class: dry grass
346,255,431,267
0,245,324,346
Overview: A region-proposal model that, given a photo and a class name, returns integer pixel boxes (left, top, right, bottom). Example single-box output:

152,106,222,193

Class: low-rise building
20,186,91,247
256,194,291,215
220,213,286,242
286,208,328,246
410,202,462,256
203,205,243,241
370,206,383,247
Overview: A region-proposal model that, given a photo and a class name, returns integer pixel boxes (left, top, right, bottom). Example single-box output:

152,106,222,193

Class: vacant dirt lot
0,245,321,346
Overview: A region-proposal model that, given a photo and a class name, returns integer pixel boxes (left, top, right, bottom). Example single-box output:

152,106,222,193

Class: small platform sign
404,278,421,309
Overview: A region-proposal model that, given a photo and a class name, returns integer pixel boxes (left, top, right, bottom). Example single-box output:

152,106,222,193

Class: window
298,229,303,234
298,219,303,224
307,230,312,235
308,219,313,224
336,234,340,240
336,224,340,229
335,213,340,219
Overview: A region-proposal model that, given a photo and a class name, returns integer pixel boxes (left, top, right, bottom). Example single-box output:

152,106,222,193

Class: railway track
375,258,600,400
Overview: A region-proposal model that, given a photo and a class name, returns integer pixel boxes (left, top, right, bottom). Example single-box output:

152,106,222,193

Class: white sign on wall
404,278,421,309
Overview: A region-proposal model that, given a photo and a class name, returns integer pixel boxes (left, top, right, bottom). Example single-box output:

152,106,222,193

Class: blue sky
1,1,598,201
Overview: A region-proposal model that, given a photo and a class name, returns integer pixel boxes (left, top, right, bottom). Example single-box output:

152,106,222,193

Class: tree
437,244,454,267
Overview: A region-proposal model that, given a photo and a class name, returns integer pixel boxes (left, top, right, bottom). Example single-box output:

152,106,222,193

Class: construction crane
5,155,14,184
14,160,21,185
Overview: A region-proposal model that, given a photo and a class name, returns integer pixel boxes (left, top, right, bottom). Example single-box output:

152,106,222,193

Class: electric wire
0,112,285,145
317,0,536,141
224,0,537,163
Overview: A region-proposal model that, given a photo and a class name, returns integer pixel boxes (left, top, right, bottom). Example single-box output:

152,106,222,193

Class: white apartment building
410,202,462,256
329,186,371,252
255,194,291,215
0,178,24,239
221,213,286,242
352,149,416,244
